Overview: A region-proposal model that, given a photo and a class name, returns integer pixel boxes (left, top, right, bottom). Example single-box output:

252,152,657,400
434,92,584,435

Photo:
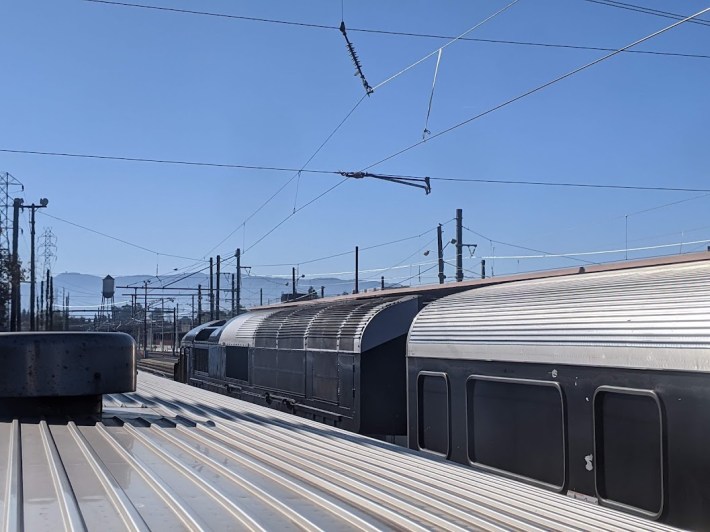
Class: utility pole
191,294,195,326
437,224,445,284
231,273,235,316
381,276,385,290
197,284,203,325
236,248,242,316
209,257,214,320
260,287,263,306
143,281,148,357
354,246,359,294
21,198,49,331
292,267,296,297
320,286,324,299
48,274,53,331
10,198,22,331
173,306,177,356
215,255,221,320
481,259,486,279
40,279,44,330
456,208,464,282
45,269,50,329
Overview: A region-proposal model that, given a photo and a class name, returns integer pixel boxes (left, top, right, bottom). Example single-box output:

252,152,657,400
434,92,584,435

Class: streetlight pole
20,198,48,331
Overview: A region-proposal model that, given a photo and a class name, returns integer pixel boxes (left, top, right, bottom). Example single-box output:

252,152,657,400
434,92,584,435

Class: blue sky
2,0,709,291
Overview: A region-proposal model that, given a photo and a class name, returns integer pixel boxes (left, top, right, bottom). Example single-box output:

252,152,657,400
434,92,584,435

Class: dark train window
466,376,565,488
195,328,214,341
594,387,663,516
417,373,449,455
225,346,249,381
193,348,208,373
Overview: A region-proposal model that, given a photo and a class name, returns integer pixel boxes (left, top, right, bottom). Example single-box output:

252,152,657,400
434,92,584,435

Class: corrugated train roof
0,372,678,531
408,260,710,371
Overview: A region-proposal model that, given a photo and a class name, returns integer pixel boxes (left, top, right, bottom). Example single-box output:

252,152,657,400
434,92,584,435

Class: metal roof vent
0,332,136,416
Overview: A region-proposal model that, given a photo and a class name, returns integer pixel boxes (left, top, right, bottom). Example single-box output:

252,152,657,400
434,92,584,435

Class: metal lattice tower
0,172,24,253
39,227,58,274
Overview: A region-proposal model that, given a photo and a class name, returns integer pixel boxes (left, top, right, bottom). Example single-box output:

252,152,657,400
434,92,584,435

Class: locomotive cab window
466,375,565,489
593,387,663,517
225,346,249,381
417,372,449,456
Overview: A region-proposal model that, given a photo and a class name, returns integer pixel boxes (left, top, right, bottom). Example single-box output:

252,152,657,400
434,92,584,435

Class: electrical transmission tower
0,172,24,253
39,227,58,274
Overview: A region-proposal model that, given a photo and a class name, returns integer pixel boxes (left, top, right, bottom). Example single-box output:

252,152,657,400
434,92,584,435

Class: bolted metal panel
408,261,710,371
0,371,677,531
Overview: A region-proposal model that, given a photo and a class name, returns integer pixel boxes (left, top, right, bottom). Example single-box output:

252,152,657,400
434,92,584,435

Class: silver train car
408,259,710,530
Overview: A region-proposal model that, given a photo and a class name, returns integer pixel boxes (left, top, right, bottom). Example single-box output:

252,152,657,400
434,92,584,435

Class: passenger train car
181,254,710,529
408,259,710,530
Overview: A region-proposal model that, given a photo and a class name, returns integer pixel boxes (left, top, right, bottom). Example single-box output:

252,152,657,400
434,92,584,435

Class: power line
371,0,522,91
77,0,710,60
361,7,710,171
201,95,367,258
6,146,705,194
580,0,710,27
0,148,332,174
387,174,710,193
38,211,206,262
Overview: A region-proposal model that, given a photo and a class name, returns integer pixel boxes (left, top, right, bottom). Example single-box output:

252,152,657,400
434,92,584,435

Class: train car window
466,376,565,489
193,348,209,373
417,372,449,456
594,387,663,517
225,346,249,381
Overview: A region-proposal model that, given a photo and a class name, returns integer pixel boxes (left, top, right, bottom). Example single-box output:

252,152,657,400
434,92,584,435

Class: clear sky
2,0,709,292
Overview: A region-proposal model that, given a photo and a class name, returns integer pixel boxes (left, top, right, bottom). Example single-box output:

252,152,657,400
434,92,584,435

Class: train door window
417,372,449,456
593,387,663,517
225,346,249,381
466,376,565,489
193,348,209,374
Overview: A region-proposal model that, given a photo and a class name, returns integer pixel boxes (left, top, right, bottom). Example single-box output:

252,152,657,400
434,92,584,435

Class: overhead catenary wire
201,95,367,258
371,0,522,91
362,7,710,171
6,148,708,194
580,0,710,27
76,0,710,60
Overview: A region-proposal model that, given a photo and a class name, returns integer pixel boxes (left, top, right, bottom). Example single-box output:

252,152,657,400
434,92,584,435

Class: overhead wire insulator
339,21,373,95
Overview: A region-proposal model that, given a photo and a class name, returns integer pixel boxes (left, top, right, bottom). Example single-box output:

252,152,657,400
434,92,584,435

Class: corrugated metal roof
215,310,277,348
0,372,678,531
254,251,710,310
220,296,418,353
408,260,710,371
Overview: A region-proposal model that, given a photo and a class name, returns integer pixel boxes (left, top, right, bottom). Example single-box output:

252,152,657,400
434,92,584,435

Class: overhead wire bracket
339,21,373,95
340,171,431,195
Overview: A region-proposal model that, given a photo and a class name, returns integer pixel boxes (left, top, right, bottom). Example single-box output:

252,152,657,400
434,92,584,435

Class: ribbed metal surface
223,297,415,353
0,371,678,531
216,310,276,348
408,261,710,370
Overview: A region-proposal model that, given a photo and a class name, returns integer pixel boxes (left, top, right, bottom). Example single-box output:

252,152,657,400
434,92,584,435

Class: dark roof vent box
0,332,136,416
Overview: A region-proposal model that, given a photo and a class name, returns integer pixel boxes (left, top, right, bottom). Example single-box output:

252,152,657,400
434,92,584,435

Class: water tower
100,275,115,330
